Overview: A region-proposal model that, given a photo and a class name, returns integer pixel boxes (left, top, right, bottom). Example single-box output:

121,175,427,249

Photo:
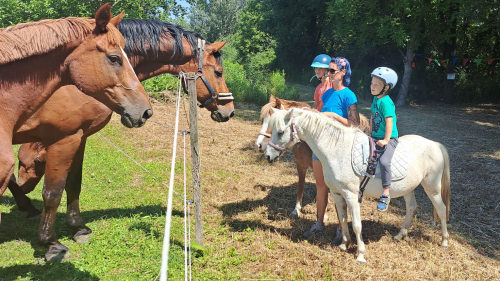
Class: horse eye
108,55,122,65
277,130,284,135
214,70,223,78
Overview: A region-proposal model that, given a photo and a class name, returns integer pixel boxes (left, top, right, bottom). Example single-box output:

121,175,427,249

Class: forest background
1,0,498,106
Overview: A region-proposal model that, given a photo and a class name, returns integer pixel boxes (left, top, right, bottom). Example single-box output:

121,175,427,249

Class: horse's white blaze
255,114,270,149
265,108,450,264
121,47,139,81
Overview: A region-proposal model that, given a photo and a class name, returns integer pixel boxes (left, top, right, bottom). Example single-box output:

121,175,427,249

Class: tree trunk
442,3,458,104
395,41,415,106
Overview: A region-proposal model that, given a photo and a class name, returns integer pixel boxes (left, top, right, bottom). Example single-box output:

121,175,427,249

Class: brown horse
255,95,370,217
6,19,233,261
0,4,151,213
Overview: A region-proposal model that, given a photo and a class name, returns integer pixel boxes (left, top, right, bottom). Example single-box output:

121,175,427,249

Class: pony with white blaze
264,108,450,264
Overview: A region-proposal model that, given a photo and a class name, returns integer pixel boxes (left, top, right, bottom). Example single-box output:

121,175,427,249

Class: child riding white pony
264,108,450,264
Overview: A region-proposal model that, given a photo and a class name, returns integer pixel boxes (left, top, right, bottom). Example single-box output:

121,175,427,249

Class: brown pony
0,4,151,214
255,95,370,217
6,19,233,261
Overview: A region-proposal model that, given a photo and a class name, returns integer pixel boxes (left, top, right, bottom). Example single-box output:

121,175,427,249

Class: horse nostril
230,111,235,118
143,109,153,119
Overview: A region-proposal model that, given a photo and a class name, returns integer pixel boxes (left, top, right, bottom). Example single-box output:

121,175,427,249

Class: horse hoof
441,241,449,249
290,210,300,218
45,243,70,263
74,234,91,244
74,227,92,244
339,244,347,251
357,257,367,265
45,251,71,263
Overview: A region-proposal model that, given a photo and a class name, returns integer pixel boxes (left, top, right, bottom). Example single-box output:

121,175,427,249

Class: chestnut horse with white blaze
265,108,450,265
0,3,151,221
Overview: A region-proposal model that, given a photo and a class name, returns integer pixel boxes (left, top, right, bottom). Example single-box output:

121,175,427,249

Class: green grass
0,125,201,280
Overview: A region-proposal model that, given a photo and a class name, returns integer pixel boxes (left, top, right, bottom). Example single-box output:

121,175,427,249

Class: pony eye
108,55,122,65
214,70,223,78
277,130,284,135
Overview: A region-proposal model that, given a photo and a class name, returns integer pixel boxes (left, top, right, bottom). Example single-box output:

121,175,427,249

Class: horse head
187,41,235,122
65,4,152,128
264,108,303,163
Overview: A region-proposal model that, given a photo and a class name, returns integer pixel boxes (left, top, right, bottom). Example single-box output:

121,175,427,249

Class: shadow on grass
0,197,183,253
0,262,99,281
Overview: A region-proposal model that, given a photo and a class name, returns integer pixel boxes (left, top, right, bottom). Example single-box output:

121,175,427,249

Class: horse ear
206,41,226,53
271,107,279,113
275,97,282,109
109,10,125,27
285,108,294,121
269,94,276,103
94,3,112,34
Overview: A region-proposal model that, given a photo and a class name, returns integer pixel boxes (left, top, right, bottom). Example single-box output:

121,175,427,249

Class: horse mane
118,19,204,59
0,17,124,65
259,98,310,121
270,109,360,146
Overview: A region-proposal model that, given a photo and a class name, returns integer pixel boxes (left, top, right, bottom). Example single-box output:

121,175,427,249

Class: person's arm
376,116,393,147
323,103,360,127
312,101,318,110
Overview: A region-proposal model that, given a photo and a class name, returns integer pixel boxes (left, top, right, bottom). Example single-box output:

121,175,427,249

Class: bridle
268,116,300,152
183,39,234,108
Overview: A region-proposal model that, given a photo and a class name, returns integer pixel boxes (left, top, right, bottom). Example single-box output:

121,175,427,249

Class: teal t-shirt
370,96,398,138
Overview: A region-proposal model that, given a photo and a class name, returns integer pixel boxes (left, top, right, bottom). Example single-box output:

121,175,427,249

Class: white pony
264,108,450,264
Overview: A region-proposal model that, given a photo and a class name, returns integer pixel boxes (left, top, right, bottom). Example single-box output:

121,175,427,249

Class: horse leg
39,134,83,262
345,193,366,265
330,191,351,250
7,173,41,220
394,191,417,242
291,158,307,218
421,183,450,248
64,138,92,244
0,135,16,224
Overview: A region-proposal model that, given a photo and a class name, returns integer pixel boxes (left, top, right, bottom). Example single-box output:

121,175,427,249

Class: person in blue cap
311,54,333,111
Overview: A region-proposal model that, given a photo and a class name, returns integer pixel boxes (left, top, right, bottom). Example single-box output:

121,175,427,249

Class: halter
268,116,299,152
183,39,234,108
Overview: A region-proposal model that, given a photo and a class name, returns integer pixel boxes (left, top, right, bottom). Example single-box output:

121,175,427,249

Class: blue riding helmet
311,54,331,68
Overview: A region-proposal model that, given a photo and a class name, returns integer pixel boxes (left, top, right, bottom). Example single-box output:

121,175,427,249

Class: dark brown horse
7,19,233,261
0,4,151,217
255,95,370,217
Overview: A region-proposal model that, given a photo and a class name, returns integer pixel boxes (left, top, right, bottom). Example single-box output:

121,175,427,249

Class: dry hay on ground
108,95,500,280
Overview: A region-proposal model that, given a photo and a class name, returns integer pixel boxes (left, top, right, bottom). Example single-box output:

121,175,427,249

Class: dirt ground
121,88,500,280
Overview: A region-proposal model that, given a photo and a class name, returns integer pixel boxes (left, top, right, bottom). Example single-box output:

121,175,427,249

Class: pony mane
259,98,310,121
270,109,360,146
0,17,124,65
118,19,204,59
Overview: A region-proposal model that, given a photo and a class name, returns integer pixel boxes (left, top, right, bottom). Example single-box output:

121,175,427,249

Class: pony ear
94,3,112,34
285,108,294,121
206,41,226,53
271,107,279,113
275,97,283,109
269,94,276,103
109,10,125,27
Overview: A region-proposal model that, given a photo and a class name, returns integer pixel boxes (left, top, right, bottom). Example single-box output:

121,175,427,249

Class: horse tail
434,142,451,222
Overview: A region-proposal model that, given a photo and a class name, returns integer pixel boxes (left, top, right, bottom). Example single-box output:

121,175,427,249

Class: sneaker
303,221,324,238
332,227,343,246
377,194,390,212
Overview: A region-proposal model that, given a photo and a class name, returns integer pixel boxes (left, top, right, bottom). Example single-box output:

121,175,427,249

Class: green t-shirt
370,96,398,138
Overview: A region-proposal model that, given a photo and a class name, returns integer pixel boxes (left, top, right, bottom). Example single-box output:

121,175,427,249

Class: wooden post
187,72,203,246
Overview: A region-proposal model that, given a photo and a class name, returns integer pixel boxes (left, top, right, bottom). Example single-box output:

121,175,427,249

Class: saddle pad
351,132,409,181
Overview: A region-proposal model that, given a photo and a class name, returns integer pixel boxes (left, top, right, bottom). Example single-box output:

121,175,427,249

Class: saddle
351,132,409,180
351,132,410,203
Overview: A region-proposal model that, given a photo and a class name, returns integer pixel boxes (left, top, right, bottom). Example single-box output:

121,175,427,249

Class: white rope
160,74,184,281
183,131,188,281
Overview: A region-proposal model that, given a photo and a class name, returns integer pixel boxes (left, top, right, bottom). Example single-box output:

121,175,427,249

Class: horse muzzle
211,110,234,122
121,109,153,128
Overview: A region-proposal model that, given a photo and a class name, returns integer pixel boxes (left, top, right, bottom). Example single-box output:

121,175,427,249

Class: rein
268,116,300,152
182,39,234,108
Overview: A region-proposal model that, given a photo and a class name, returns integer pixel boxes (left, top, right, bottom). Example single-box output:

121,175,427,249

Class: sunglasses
329,68,341,74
